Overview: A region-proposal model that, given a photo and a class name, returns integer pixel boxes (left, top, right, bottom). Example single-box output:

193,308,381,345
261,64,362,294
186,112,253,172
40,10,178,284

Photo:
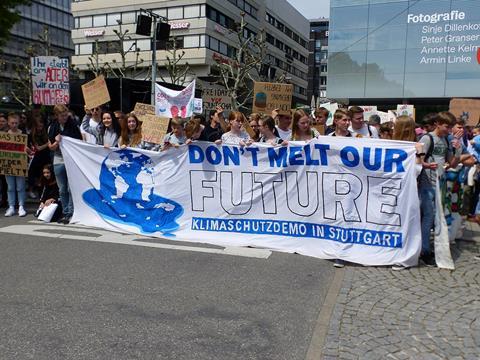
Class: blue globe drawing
83,149,184,234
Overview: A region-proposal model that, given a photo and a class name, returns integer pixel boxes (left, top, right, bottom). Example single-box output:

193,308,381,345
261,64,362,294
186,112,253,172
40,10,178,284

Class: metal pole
151,16,157,106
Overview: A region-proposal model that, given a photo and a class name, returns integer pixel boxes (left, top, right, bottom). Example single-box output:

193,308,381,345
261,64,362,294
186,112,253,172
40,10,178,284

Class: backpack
422,133,450,162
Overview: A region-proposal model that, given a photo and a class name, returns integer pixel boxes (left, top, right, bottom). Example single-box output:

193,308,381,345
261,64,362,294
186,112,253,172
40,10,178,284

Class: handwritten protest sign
155,80,196,118
81,75,111,109
0,132,28,177
194,98,203,114
359,106,378,121
252,82,293,115
141,115,170,144
133,102,155,116
202,87,232,111
397,105,415,120
31,56,69,105
449,98,480,126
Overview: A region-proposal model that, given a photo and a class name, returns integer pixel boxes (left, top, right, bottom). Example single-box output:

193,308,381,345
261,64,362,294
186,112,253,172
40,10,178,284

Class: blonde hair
53,104,68,115
392,115,416,142
291,109,310,140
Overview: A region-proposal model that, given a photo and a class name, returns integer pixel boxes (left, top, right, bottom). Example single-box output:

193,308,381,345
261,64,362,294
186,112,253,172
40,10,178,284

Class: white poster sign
31,56,69,105
155,80,195,118
61,137,422,267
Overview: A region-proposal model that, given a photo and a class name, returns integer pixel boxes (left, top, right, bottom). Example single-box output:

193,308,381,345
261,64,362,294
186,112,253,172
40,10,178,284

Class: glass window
122,12,136,24
184,35,199,48
107,13,121,26
93,14,106,27
199,34,205,47
219,41,228,55
136,39,150,51
210,37,219,51
168,7,183,20
79,43,92,55
123,40,136,52
153,8,167,18
79,16,92,28
74,17,79,29
200,4,206,17
184,5,200,18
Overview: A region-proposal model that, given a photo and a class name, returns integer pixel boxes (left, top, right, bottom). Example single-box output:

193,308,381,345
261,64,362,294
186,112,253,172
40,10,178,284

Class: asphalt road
0,213,334,360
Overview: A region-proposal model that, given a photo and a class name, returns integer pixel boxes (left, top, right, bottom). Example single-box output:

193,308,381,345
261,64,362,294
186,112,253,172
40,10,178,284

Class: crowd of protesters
1,103,479,269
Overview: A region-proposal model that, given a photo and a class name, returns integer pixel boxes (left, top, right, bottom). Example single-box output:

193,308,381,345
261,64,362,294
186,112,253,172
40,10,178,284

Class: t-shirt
200,123,223,142
221,130,250,145
276,126,292,141
348,124,379,138
418,132,452,187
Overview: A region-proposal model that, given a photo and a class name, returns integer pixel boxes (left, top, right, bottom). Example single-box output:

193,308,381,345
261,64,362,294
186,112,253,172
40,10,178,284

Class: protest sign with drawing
397,105,415,120
0,132,28,177
449,98,480,126
31,56,69,105
359,106,378,122
81,75,110,109
155,80,196,118
252,82,293,115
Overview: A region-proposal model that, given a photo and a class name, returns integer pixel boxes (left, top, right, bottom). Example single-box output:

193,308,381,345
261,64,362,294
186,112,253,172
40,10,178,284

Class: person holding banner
248,113,261,142
202,107,227,142
329,109,352,138
258,116,284,145
218,111,252,146
81,106,102,144
119,113,143,149
162,117,187,150
48,104,83,224
82,110,121,148
273,109,293,141
348,106,379,138
185,119,204,144
4,113,30,217
291,109,320,141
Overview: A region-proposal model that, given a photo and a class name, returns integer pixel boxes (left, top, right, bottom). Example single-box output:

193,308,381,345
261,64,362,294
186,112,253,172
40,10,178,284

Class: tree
86,20,145,79
211,13,266,111
0,0,31,48
158,36,192,86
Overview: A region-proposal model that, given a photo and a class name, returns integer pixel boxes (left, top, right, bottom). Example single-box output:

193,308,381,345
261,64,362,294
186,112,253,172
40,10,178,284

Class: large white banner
61,137,422,266
154,80,195,118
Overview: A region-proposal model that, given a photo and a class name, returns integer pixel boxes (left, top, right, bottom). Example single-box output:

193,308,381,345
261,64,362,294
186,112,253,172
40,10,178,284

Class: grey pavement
321,221,480,360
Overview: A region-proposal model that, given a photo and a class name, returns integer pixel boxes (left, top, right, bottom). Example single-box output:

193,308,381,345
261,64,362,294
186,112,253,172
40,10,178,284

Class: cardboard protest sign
202,87,232,112
397,105,415,120
155,80,196,118
0,132,28,177
31,56,69,105
359,106,378,122
141,115,170,144
194,98,203,114
449,98,480,126
81,75,110,110
252,82,293,115
133,102,155,116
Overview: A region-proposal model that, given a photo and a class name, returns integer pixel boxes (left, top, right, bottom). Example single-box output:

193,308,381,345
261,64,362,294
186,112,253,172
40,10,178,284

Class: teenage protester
162,117,187,150
258,116,284,145
4,113,31,217
81,106,102,144
291,109,320,141
368,114,381,132
28,115,50,198
82,110,121,148
417,112,462,266
185,118,204,144
218,111,252,146
48,104,82,224
329,109,352,138
201,106,227,142
35,164,62,222
0,113,8,131
348,106,379,138
273,109,292,141
119,113,143,148
379,124,393,139
248,113,261,142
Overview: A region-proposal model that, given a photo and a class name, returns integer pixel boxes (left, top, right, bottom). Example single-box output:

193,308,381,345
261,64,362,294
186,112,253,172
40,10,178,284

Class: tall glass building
327,0,480,100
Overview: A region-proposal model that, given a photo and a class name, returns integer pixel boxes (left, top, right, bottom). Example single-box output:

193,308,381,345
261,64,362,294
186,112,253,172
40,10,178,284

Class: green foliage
0,0,31,48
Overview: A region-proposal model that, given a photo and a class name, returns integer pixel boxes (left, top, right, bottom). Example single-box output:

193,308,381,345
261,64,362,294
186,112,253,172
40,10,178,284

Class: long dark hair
41,164,57,187
101,111,121,137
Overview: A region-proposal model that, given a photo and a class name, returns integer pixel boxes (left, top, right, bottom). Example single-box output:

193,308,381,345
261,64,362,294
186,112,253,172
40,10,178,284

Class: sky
286,0,330,19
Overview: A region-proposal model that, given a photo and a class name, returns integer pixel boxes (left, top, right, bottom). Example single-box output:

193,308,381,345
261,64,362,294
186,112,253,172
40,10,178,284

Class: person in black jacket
48,104,82,224
36,164,62,221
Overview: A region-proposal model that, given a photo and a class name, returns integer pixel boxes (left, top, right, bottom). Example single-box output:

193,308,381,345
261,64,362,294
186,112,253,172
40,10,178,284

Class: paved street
0,210,479,359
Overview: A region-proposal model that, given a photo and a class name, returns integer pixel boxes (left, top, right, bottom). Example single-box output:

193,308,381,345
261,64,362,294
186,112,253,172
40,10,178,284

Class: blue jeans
5,175,26,207
54,163,73,217
419,184,435,255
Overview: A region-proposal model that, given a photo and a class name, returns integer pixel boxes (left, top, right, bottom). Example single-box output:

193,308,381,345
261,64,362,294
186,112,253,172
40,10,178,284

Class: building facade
307,18,329,104
327,0,480,101
71,0,310,106
0,0,74,103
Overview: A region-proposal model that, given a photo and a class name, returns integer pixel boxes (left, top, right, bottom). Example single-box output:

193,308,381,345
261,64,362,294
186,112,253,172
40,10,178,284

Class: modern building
307,18,329,105
0,0,74,104
327,0,480,103
70,0,310,107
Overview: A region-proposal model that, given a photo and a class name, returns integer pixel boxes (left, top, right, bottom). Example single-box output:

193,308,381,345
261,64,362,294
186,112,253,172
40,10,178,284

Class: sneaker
18,206,27,217
333,259,345,268
28,191,37,199
392,264,407,271
421,254,436,267
57,216,71,224
5,206,15,217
